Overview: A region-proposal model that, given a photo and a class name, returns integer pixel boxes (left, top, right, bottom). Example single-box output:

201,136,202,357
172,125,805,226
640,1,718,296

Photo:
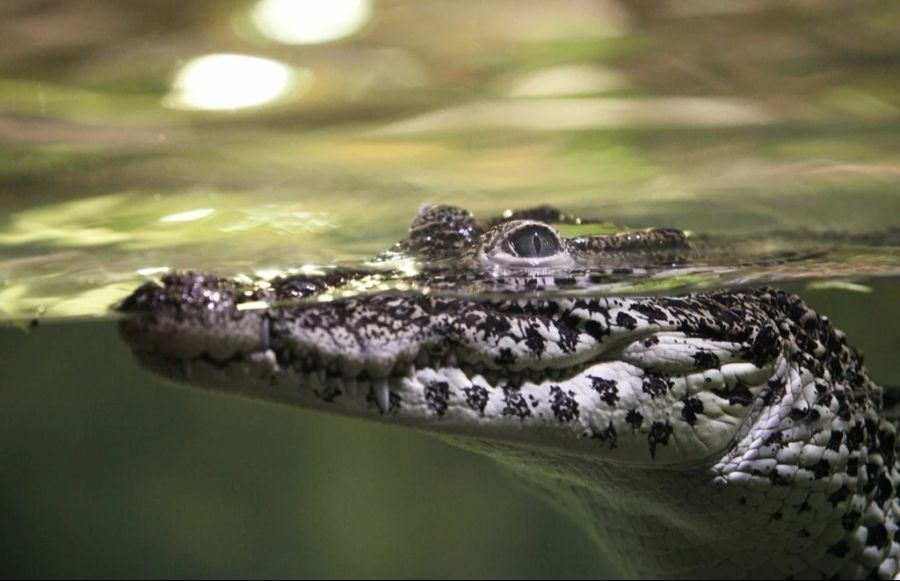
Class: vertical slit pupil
509,226,559,258
532,231,543,255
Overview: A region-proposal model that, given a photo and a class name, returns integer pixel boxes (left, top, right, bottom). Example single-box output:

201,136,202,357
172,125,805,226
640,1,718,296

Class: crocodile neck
453,438,845,579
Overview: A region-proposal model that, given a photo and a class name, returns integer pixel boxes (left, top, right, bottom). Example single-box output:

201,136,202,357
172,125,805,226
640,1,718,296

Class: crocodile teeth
373,379,390,413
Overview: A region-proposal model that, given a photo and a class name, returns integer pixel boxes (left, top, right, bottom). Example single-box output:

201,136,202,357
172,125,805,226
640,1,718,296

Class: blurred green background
1,0,899,577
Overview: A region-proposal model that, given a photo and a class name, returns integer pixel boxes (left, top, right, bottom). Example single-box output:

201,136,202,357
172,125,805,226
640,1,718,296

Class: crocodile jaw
118,274,783,466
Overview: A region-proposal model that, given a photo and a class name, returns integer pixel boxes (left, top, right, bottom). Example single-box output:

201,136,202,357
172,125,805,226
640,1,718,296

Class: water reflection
164,53,306,111
250,0,373,45
159,208,216,223
505,65,629,98
377,96,775,133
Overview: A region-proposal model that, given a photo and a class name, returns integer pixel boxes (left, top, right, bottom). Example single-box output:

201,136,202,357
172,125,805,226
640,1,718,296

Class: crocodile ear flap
404,205,481,259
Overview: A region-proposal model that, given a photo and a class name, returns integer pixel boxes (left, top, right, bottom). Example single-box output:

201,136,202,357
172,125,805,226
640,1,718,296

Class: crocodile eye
480,220,572,268
507,226,561,258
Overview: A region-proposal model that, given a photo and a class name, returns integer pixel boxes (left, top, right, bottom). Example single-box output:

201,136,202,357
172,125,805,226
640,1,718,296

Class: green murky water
1,1,899,577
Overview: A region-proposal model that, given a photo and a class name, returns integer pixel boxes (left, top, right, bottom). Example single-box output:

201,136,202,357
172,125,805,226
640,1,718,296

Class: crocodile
118,205,899,579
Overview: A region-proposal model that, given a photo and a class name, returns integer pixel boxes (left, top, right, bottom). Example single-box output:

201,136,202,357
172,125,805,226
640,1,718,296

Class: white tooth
373,380,390,413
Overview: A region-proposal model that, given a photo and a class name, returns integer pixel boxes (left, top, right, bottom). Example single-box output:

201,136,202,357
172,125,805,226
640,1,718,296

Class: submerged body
118,206,899,579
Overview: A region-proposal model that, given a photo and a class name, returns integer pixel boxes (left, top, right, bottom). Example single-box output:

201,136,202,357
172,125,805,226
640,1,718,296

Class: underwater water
1,0,899,577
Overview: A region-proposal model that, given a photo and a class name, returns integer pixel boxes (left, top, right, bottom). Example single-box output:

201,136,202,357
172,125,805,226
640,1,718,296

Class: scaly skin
118,206,899,579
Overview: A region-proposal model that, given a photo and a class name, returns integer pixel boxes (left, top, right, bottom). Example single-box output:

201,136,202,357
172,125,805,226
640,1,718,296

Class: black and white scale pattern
118,205,898,579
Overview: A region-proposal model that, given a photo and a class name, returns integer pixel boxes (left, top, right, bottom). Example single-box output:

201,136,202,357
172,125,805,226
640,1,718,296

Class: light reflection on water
164,54,306,111
249,0,374,45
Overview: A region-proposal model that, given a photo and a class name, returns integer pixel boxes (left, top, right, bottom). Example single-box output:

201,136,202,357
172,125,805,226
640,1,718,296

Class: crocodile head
117,205,893,578
117,205,760,465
